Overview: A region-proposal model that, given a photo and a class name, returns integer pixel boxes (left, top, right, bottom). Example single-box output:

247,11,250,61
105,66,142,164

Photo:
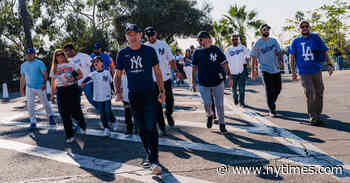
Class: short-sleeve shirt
84,70,112,102
225,44,249,75
116,45,159,92
192,45,227,87
20,59,47,89
50,63,79,87
250,38,281,74
288,33,328,75
67,52,92,85
90,52,112,71
174,54,183,63
145,40,174,81
184,56,192,67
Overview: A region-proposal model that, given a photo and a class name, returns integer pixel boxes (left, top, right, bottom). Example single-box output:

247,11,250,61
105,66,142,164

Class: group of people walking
19,20,333,175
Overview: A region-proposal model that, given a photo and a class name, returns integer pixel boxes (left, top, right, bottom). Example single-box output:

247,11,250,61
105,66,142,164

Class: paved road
1,71,350,182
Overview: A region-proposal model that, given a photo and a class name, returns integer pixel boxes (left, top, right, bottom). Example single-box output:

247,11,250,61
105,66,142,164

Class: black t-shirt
192,45,227,87
116,45,159,92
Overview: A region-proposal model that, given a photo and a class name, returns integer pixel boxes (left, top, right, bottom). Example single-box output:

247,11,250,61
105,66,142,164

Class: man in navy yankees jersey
114,24,165,175
192,31,233,134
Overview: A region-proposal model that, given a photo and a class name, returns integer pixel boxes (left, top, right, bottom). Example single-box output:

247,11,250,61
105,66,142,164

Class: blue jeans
96,100,112,129
231,73,246,105
129,91,159,163
170,68,175,87
82,83,116,123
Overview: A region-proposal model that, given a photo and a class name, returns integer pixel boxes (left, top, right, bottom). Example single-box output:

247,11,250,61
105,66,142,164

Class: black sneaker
166,115,175,127
207,116,213,129
219,124,228,134
310,118,324,126
214,118,219,125
239,104,246,108
141,156,151,168
124,130,133,136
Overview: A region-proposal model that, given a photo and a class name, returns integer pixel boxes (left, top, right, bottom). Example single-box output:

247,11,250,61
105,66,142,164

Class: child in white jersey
81,56,114,136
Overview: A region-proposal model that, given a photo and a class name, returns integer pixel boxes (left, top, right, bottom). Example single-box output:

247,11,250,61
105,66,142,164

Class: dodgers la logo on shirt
130,56,143,72
301,42,314,61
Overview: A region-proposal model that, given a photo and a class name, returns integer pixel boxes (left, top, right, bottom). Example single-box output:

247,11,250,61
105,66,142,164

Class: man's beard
262,32,269,38
302,31,310,36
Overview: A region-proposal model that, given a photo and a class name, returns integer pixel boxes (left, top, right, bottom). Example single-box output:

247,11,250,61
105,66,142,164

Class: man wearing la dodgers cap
20,48,55,131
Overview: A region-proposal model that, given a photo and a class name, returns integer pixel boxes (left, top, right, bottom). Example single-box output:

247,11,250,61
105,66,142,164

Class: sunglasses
146,32,155,37
300,25,309,29
55,53,65,57
232,38,239,41
198,38,203,42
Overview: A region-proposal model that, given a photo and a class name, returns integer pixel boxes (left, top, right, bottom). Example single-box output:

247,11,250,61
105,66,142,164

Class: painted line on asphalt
0,138,212,183
0,120,298,162
33,111,272,135
225,98,350,181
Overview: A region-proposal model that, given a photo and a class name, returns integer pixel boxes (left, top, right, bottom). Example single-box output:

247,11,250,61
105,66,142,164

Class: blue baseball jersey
289,33,328,75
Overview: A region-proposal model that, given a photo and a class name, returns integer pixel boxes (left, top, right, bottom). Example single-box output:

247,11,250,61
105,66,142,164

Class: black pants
57,84,86,138
262,72,282,112
129,91,159,163
155,79,174,131
123,101,133,132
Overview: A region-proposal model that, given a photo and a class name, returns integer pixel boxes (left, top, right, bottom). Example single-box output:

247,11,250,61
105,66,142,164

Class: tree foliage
112,0,212,44
208,4,264,48
283,0,350,57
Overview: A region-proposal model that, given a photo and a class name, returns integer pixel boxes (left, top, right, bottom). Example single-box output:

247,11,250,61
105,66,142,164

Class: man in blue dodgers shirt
114,24,165,175
192,31,232,134
289,21,334,125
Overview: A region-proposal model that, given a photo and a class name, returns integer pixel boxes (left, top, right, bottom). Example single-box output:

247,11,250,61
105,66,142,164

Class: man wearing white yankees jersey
144,26,180,135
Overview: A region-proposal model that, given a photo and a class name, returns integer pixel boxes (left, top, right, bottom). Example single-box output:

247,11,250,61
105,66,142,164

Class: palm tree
221,4,264,46
19,0,33,49
210,21,230,49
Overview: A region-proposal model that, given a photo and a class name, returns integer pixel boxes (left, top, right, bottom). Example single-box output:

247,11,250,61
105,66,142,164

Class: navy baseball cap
125,24,142,34
93,42,101,49
299,21,310,27
144,26,156,36
25,48,35,54
197,31,211,39
260,24,271,31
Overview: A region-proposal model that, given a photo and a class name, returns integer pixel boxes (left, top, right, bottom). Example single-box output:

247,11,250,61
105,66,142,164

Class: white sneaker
66,137,75,143
112,122,119,131
79,128,86,135
104,128,111,137
151,163,162,175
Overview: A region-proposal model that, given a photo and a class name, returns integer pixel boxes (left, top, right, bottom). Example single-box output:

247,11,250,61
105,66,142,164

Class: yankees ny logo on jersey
301,42,314,61
209,53,217,62
158,48,165,55
130,56,143,70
